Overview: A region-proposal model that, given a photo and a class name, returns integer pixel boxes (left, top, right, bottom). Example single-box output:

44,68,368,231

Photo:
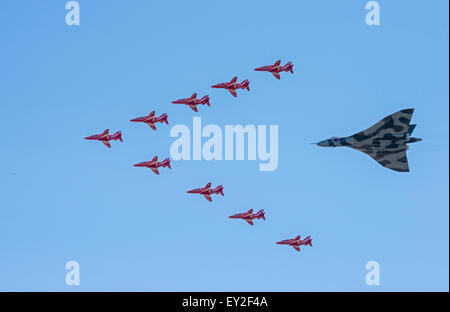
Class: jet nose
315,140,329,147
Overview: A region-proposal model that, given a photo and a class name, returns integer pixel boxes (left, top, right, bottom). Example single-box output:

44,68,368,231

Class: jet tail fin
162,114,169,124
255,209,265,220
305,236,312,246
203,96,210,106
163,158,171,169
114,131,123,142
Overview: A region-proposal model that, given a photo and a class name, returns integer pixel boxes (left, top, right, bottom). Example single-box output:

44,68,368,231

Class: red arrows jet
229,209,266,226
254,60,294,79
130,111,168,130
211,77,250,97
133,156,171,175
172,93,210,112
276,235,312,252
84,129,123,148
187,182,224,202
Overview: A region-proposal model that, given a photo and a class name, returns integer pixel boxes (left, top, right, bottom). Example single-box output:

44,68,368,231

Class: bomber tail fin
407,124,416,135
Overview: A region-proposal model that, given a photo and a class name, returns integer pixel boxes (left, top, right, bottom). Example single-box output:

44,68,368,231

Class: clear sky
0,0,448,291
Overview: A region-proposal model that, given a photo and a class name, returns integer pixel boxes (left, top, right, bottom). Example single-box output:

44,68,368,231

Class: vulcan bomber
314,108,421,172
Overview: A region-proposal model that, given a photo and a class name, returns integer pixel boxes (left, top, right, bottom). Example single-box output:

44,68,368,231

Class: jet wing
102,141,111,148
151,167,160,175
228,89,237,97
352,146,409,172
203,194,212,202
293,246,300,252
189,104,198,112
272,72,280,79
352,109,414,143
245,219,254,226
147,123,157,130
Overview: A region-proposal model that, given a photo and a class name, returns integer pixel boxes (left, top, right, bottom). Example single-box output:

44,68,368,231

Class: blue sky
0,0,448,291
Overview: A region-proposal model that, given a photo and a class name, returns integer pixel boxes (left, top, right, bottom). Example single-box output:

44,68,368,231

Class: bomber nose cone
316,140,329,147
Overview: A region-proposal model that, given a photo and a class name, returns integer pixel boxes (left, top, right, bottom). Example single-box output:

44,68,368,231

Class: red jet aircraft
171,93,210,112
187,182,224,202
229,209,266,226
276,235,312,252
133,156,171,175
84,129,123,148
254,60,294,79
211,77,250,97
130,111,168,130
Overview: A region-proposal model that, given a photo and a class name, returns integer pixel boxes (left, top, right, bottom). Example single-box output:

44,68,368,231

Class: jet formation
171,93,210,112
229,209,266,226
314,108,421,172
187,182,224,202
130,111,168,130
211,76,250,97
133,156,172,175
81,62,421,255
276,235,313,252
84,129,123,148
254,60,294,79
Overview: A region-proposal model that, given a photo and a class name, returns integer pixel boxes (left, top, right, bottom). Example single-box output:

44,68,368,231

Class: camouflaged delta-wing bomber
314,108,421,172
